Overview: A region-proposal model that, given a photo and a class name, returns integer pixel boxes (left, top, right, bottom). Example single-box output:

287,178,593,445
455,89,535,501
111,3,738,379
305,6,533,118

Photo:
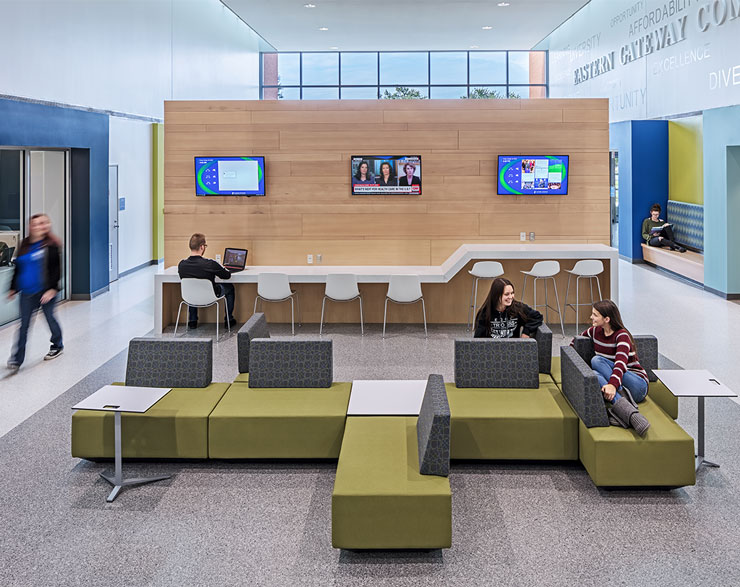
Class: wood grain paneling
164,99,610,271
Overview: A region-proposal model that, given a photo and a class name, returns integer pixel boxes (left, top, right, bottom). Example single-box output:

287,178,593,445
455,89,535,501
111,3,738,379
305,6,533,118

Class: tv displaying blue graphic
195,156,265,196
497,156,569,195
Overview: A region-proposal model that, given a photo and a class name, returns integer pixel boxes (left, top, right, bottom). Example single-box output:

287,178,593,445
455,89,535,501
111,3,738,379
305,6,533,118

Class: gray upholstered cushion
248,338,333,388
533,324,553,374
559,346,609,428
417,374,451,477
237,312,270,373
634,335,658,382
454,339,539,389
125,337,212,388
572,336,595,364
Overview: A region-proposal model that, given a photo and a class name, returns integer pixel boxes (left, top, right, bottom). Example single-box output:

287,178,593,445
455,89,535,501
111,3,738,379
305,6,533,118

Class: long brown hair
17,213,61,256
592,299,636,349
476,277,528,330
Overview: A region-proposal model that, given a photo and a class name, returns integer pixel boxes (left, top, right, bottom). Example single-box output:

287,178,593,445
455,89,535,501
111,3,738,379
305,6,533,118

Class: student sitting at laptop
178,233,236,329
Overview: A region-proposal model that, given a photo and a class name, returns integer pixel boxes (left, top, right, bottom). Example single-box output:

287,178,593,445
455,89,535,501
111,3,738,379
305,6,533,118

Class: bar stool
253,273,301,335
520,261,565,335
174,278,231,340
563,260,604,335
466,261,504,334
320,274,364,336
383,275,427,339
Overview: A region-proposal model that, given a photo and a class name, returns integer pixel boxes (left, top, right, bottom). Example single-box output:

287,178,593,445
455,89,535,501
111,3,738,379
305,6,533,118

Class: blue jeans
188,283,235,323
591,355,648,403
12,291,64,365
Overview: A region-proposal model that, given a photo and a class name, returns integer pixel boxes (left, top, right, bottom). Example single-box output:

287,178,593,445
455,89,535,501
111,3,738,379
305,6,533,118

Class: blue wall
609,120,669,260
703,105,740,296
0,98,109,296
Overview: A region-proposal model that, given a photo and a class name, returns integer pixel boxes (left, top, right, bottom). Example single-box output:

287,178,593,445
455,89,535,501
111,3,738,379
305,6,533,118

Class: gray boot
608,397,650,437
629,410,651,437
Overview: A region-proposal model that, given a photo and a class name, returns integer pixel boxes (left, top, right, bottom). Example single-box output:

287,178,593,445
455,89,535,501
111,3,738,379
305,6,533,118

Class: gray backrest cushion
572,336,595,365
560,346,609,428
533,324,553,374
634,335,658,382
248,338,333,388
454,339,539,389
237,312,270,373
417,374,451,477
125,337,212,388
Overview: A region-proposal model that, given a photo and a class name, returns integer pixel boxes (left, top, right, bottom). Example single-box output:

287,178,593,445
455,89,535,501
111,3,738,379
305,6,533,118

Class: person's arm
40,244,61,304
8,262,19,299
641,218,651,243
210,259,231,280
520,304,543,337
570,326,593,347
607,332,632,389
473,309,487,338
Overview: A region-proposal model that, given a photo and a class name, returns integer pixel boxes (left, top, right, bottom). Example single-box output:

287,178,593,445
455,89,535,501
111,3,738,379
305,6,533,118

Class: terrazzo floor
1,323,739,586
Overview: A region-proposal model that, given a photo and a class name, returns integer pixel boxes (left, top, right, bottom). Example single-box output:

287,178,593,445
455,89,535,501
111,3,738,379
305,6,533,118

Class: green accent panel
332,417,452,549
649,380,679,420
71,383,230,459
208,382,351,459
578,398,695,487
550,356,562,386
669,116,703,205
234,372,250,383
446,382,578,460
152,123,164,261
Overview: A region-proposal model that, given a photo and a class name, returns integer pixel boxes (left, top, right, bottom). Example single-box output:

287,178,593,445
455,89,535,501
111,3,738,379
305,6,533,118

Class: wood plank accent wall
164,99,610,267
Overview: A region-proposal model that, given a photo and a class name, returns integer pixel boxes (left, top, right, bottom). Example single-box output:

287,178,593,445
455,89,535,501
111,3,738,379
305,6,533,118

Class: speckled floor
1,325,739,586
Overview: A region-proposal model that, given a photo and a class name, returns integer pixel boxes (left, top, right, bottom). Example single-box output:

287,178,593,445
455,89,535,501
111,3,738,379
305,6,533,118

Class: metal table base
695,396,720,471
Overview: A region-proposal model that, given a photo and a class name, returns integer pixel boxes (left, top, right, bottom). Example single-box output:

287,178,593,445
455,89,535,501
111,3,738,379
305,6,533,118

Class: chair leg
563,273,572,324
533,277,537,316
224,298,231,335
382,297,389,339
358,296,364,336
421,298,428,338
574,276,580,336
467,276,475,332
290,297,295,336
551,277,565,336
320,296,327,336
253,296,259,315
174,301,184,335
471,277,480,336
521,275,527,305
589,277,594,307
215,301,219,342
295,293,302,327
543,277,550,324
596,275,603,301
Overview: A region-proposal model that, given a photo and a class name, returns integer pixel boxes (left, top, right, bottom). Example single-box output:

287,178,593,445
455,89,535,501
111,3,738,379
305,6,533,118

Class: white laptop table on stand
73,385,172,502
653,369,737,471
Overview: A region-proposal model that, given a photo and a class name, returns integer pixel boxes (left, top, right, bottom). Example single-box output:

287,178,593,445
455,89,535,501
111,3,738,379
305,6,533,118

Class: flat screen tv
497,155,569,195
195,156,265,196
351,155,422,195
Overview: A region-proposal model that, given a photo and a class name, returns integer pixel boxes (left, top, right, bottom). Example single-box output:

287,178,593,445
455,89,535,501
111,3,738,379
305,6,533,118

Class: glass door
0,149,23,326
609,151,619,249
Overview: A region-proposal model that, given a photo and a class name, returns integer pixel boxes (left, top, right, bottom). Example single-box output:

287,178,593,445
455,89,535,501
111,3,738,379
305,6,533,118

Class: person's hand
662,223,670,228
601,384,617,401
521,332,531,339
40,289,57,304
7,289,15,300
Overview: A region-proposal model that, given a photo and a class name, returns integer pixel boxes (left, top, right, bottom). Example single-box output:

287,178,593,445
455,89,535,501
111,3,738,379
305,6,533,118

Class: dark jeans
648,224,680,250
12,291,64,365
189,283,235,323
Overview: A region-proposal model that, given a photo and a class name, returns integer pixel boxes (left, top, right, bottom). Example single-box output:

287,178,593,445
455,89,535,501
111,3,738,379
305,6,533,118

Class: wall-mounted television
351,155,422,195
497,156,569,195
195,156,265,196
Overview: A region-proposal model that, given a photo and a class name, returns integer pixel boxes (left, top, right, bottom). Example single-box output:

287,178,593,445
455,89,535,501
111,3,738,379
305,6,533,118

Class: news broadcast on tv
351,156,422,195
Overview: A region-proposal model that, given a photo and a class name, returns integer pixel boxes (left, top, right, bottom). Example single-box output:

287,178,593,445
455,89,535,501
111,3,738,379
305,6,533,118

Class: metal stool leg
215,300,219,341
551,276,565,335
174,301,185,335
563,273,572,328
467,276,476,332
358,295,364,336
421,298,428,338
574,275,581,336
253,296,259,314
320,296,327,336
521,275,528,306
543,277,550,324
382,298,389,338
224,298,231,335
290,297,295,335
596,275,603,301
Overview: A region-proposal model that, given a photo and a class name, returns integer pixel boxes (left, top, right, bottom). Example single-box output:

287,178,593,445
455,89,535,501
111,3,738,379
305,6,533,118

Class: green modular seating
560,345,695,487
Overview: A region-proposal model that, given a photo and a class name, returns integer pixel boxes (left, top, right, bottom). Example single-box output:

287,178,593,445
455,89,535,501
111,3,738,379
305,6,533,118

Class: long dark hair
476,277,528,331
379,161,395,180
354,160,371,181
17,213,61,257
592,299,637,350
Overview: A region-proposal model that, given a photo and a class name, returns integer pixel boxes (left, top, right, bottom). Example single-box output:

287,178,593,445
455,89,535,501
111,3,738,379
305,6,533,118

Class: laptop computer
222,248,248,273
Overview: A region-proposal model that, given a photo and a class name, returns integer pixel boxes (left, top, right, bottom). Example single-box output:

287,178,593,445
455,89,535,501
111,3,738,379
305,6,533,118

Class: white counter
154,244,618,332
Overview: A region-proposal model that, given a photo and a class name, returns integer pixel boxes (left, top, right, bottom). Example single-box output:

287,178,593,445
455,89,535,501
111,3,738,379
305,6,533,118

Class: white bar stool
520,260,565,335
383,275,427,339
563,259,604,335
466,261,504,334
174,278,230,340
253,273,301,335
320,274,364,336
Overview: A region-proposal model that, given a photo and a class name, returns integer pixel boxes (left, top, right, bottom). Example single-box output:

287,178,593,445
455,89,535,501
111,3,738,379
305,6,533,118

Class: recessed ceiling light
318,26,328,31
304,3,316,8
470,45,479,49
482,25,493,30
329,46,338,50
497,2,510,6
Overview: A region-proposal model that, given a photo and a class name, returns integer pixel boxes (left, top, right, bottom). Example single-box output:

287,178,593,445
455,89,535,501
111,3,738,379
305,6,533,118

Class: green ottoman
208,382,351,459
551,356,562,386
447,381,578,460
579,397,695,487
332,417,452,549
71,383,230,459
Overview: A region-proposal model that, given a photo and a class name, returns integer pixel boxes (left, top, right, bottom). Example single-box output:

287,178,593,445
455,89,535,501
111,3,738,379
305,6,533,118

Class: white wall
536,0,740,122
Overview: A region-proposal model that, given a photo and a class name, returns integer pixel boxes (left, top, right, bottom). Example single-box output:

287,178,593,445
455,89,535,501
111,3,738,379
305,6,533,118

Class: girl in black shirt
474,277,543,338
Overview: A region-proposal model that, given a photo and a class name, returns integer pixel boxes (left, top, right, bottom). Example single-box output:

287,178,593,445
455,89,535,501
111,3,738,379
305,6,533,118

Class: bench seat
641,243,704,283
332,416,452,549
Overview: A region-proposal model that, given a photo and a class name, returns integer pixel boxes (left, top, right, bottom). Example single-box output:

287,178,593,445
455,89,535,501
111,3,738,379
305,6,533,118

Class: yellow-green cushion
71,383,230,459
332,417,451,549
234,372,249,383
551,356,562,385
579,397,695,487
648,380,679,419
447,382,578,460
208,382,351,459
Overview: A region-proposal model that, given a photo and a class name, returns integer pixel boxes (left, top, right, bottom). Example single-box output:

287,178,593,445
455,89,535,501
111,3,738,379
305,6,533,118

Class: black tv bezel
496,154,570,196
194,155,266,197
350,155,423,196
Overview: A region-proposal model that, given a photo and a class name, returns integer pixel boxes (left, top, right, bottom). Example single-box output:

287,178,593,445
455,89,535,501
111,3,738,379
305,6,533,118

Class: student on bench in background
642,203,686,252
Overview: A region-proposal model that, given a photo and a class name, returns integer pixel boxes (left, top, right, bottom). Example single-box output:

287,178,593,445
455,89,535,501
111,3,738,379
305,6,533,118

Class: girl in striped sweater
577,300,650,435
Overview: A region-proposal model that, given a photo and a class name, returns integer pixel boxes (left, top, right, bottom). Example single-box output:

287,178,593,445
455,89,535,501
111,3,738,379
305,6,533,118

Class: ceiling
223,0,591,52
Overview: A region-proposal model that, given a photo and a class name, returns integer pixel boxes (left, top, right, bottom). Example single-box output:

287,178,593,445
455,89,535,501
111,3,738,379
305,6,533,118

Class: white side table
347,380,427,416
73,385,172,502
653,370,737,471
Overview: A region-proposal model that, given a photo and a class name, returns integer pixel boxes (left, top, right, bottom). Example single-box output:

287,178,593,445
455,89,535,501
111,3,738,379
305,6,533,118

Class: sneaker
678,247,687,253
7,361,20,372
44,348,63,361
188,321,198,330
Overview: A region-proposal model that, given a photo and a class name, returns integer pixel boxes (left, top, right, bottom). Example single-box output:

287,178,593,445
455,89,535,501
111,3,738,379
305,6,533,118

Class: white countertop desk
154,244,619,333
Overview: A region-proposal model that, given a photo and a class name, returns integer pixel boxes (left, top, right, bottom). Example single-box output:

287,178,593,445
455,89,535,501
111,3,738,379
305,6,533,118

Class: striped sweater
579,326,648,388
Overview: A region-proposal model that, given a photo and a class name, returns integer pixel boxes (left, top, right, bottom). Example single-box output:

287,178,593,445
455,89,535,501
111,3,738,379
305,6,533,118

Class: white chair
466,261,505,334
174,278,230,340
320,274,364,336
563,259,604,335
253,273,301,335
520,260,565,335
383,274,427,339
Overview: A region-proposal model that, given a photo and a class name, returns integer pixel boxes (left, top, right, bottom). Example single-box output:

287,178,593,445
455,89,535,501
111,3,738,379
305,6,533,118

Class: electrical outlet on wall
215,254,221,263
316,254,323,264
307,254,313,264
529,232,535,241
520,232,527,241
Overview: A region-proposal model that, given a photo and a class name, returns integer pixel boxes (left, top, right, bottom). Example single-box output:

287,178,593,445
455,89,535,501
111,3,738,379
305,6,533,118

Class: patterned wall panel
667,200,703,252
